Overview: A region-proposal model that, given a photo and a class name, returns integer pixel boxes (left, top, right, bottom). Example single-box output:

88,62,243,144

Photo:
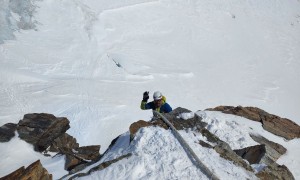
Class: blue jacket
140,96,172,113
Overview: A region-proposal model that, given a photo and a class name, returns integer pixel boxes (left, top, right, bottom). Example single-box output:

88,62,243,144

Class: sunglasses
154,99,162,102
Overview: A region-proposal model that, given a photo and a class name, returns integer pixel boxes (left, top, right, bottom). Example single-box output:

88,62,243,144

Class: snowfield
1,0,300,179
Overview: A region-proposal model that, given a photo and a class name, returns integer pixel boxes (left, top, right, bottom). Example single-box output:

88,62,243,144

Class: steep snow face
1,0,300,179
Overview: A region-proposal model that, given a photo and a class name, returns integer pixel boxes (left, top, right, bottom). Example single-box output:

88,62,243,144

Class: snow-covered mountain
1,0,300,179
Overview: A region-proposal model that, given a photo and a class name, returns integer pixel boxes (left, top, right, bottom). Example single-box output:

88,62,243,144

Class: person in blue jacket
140,91,172,113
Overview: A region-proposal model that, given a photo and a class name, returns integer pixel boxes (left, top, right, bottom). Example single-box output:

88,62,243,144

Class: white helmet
153,91,162,100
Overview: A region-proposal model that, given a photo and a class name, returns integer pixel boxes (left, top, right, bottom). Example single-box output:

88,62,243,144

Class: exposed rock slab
206,106,300,140
0,160,52,180
234,145,268,164
17,113,70,151
256,164,295,180
49,133,79,153
60,144,101,171
0,123,17,142
15,113,101,173
250,133,286,162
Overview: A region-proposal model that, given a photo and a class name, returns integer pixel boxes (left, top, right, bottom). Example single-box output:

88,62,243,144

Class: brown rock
49,133,79,152
206,106,300,140
75,145,101,161
256,164,295,180
63,145,100,171
65,154,82,171
0,160,52,180
17,113,70,151
129,120,152,140
0,167,25,180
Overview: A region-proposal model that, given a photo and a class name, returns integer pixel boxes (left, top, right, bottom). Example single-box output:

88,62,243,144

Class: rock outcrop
1,106,297,179
0,160,52,180
233,133,294,179
64,145,101,171
152,107,208,130
2,113,101,173
206,106,300,140
129,107,296,179
0,123,17,142
234,144,268,164
129,107,207,141
234,144,294,179
129,120,152,141
256,164,295,180
250,133,286,162
129,107,253,172
49,133,79,153
17,113,70,152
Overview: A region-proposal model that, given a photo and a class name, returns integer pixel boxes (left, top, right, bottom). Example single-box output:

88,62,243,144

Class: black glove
143,91,149,102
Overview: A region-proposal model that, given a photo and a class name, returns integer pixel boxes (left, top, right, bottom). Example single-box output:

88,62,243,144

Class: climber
140,91,172,113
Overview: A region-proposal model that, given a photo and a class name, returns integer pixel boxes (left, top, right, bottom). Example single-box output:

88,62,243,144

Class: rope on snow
153,110,220,180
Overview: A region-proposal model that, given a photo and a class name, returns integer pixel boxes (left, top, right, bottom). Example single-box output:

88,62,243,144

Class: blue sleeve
162,103,172,113
140,101,154,110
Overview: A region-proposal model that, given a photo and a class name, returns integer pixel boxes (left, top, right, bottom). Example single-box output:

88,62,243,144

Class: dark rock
49,133,79,152
0,123,17,142
214,141,253,172
199,128,219,143
250,134,286,162
17,113,70,152
256,164,295,180
153,107,207,130
233,136,294,179
65,154,82,171
129,107,207,141
199,140,213,149
105,135,121,152
75,145,101,161
234,145,267,164
64,145,100,171
0,160,52,180
206,106,300,140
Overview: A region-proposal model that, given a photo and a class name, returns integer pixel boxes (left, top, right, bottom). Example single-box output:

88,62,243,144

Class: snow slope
64,111,299,179
0,0,300,179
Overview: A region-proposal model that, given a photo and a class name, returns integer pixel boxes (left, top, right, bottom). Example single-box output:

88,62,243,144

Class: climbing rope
153,110,220,180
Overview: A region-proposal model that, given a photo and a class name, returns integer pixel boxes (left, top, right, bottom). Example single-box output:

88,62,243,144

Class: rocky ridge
0,160,52,180
0,106,298,180
0,113,101,179
206,106,300,140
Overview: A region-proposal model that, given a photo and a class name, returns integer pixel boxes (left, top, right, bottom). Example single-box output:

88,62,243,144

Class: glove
143,91,149,102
